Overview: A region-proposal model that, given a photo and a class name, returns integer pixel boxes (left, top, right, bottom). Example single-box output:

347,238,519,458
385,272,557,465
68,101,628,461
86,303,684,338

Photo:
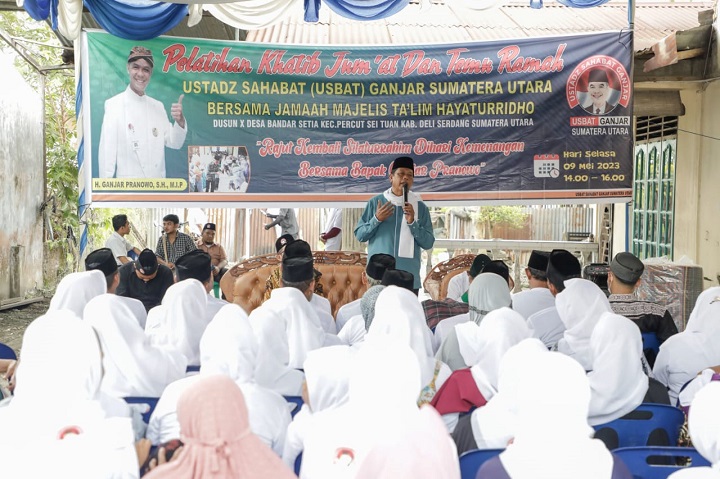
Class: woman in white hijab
49,270,107,317
654,287,720,404
84,294,187,397
145,279,209,367
147,304,291,455
476,351,632,479
368,285,450,404
436,273,513,371
431,307,531,432
668,382,720,478
555,278,612,371
588,312,649,426
0,311,138,479
282,345,353,468
300,338,422,479
455,338,549,454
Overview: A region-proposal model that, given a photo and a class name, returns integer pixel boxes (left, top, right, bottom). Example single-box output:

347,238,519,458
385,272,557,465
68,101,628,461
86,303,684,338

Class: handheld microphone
403,184,408,205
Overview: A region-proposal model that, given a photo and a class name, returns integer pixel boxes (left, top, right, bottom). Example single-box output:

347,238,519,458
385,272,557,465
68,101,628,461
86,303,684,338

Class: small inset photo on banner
188,145,251,193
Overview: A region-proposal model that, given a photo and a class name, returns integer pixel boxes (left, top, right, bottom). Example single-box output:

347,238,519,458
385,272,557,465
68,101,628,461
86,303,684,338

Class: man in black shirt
117,248,174,312
608,252,678,367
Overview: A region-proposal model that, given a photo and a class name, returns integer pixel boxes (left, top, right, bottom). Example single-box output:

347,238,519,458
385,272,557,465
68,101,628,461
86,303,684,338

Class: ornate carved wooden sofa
422,253,476,301
220,251,367,317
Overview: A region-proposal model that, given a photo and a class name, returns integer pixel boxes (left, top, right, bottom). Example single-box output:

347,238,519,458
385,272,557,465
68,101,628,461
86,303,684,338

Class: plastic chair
213,281,221,298
642,332,661,357
459,448,504,479
0,342,17,360
613,446,711,479
283,395,304,418
593,403,685,449
123,396,160,424
186,365,201,373
294,453,302,476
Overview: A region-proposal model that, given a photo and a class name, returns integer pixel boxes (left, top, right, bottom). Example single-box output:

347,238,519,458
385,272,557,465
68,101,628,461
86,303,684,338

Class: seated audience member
527,249,582,348
117,248,174,312
654,287,720,405
481,260,514,290
447,253,491,302
264,235,325,302
431,308,530,432
195,222,229,285
588,312,663,426
145,279,209,367
282,345,353,469
147,304,290,455
436,273,512,371
511,250,554,320
301,340,422,479
250,255,333,395
368,286,450,406
175,249,227,319
668,382,720,478
105,213,141,266
476,351,633,479
355,405,460,479
554,278,613,371
85,247,148,328
144,375,296,479
0,311,138,478
608,252,678,367
335,253,395,331
453,339,548,454
84,294,187,397
48,270,107,318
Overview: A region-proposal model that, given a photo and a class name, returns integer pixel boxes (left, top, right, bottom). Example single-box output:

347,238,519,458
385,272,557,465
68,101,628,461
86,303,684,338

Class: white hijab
199,303,255,383
304,345,353,413
587,312,649,426
499,351,614,479
456,307,531,400
301,339,421,479
146,279,209,366
49,270,106,317
84,294,188,397
0,311,136,479
471,339,548,449
468,273,513,324
555,278,612,371
369,286,436,386
685,287,720,334
684,382,720,475
252,286,326,369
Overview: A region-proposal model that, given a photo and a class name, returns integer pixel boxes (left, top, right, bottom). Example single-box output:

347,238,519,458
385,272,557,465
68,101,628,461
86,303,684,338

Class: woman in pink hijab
145,374,296,479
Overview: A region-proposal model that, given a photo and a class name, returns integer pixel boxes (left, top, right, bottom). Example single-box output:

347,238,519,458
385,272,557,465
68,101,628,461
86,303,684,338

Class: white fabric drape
57,0,83,42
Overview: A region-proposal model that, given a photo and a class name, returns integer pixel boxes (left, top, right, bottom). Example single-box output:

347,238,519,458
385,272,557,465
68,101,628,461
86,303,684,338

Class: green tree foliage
473,206,528,237
0,12,78,278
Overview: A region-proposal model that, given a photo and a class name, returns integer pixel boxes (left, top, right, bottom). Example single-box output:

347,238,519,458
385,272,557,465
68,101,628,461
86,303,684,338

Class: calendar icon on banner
534,154,560,178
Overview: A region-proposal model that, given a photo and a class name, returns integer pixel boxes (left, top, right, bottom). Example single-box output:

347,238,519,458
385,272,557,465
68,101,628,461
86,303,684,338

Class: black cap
391,156,414,172
202,223,216,232
275,234,295,253
527,250,550,271
610,252,644,284
547,249,582,279
588,68,610,83
85,248,117,277
282,256,314,282
469,254,492,278
284,239,312,259
381,269,414,291
481,260,510,283
366,253,396,281
175,250,213,282
135,248,158,275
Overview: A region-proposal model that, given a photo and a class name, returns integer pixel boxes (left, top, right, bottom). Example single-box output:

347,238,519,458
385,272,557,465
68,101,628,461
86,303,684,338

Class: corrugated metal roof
244,0,713,50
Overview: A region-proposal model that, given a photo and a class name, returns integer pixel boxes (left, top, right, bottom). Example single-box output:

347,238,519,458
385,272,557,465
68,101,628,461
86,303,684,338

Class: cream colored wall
690,82,720,286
